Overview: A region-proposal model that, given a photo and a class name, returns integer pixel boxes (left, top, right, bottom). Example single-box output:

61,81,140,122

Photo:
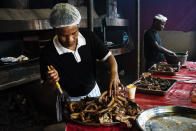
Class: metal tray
134,78,176,96
149,63,180,76
136,106,196,131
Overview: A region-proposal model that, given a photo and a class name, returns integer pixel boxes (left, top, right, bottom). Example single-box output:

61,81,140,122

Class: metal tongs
47,66,63,95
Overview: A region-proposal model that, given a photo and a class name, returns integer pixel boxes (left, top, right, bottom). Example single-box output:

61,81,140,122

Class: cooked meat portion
151,64,179,72
63,91,142,127
135,74,173,91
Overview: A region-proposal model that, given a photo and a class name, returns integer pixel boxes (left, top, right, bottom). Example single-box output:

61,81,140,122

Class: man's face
55,25,79,48
155,20,166,31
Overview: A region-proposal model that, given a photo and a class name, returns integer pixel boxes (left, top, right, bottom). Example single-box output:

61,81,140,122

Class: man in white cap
39,3,123,121
144,14,176,70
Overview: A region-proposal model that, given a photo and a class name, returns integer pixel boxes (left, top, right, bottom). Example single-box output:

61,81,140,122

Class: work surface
66,61,196,131
135,61,196,110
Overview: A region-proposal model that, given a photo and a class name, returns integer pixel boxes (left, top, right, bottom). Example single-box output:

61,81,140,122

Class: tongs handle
47,66,63,95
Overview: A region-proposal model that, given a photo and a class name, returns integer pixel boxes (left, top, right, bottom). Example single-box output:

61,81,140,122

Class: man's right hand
167,51,176,57
171,52,177,57
46,65,60,85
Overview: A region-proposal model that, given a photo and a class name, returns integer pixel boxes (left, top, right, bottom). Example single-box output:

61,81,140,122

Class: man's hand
166,51,176,57
105,55,124,97
170,52,176,56
46,65,60,85
108,71,124,97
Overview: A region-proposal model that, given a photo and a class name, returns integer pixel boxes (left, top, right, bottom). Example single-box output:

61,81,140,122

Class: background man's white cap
49,3,81,28
154,14,168,22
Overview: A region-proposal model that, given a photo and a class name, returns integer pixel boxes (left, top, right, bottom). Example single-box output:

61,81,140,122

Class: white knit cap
49,3,81,28
154,14,168,22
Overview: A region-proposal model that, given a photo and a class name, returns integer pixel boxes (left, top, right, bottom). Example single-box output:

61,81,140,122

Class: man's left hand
109,72,124,97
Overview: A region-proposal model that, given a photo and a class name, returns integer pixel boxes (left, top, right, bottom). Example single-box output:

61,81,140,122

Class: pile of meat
135,74,173,91
151,64,179,72
63,91,141,127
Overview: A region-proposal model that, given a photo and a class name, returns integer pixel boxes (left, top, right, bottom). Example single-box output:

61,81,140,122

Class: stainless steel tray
134,78,176,96
136,106,196,131
149,63,180,76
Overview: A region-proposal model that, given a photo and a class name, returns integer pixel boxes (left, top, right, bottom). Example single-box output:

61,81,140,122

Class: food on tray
150,63,179,72
0,55,29,63
134,74,174,91
142,72,152,78
63,91,142,127
149,63,180,76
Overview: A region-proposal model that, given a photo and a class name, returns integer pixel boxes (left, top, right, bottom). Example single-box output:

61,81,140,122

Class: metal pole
136,0,140,79
87,0,94,32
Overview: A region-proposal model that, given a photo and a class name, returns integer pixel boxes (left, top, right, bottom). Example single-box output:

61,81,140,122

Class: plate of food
63,91,142,127
136,106,196,131
133,73,176,95
149,63,180,76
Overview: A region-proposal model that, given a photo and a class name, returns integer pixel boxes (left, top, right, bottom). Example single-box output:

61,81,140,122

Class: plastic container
126,84,136,100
